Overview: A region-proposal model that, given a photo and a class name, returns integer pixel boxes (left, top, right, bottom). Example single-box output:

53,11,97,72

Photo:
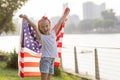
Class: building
83,1,106,20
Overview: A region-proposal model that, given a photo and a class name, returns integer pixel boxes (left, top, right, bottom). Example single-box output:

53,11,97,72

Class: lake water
1,34,120,52
62,34,120,80
0,34,120,80
63,34,120,48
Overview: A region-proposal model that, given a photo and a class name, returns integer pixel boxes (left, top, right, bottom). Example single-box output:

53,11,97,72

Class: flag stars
24,33,27,36
30,40,33,42
26,40,29,43
23,29,25,32
23,21,42,53
25,37,28,40
29,36,32,39
32,47,35,50
32,43,34,46
27,44,30,47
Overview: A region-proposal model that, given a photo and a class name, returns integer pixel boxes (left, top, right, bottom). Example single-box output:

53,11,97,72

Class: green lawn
0,61,89,80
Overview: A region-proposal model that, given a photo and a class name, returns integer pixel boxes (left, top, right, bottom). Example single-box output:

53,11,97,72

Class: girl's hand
64,7,70,15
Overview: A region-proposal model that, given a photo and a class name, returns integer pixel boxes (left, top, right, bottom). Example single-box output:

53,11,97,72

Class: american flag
18,19,66,77
21,19,42,54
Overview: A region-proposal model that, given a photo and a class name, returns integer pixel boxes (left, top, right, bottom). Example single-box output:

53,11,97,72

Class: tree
101,9,118,23
78,20,94,32
101,9,117,30
0,0,28,35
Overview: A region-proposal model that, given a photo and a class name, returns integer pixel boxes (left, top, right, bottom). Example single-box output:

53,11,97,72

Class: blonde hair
38,16,51,34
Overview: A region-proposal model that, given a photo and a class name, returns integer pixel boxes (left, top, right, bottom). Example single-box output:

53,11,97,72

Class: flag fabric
18,19,42,77
53,21,66,67
18,19,66,77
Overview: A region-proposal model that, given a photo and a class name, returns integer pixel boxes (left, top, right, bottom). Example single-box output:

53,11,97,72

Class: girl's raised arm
54,7,70,34
19,14,41,40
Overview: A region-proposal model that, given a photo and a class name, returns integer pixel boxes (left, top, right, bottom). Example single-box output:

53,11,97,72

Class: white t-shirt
41,30,58,58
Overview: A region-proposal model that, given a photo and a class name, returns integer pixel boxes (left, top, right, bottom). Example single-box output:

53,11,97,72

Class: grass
0,61,89,80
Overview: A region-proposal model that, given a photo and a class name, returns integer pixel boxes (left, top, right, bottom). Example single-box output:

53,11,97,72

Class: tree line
65,9,120,34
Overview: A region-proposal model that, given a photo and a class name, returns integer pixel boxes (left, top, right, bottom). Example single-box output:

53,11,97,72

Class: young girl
19,7,70,80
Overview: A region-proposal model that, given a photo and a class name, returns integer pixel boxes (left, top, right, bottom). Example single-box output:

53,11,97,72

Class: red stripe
57,42,62,47
56,32,64,41
20,71,24,78
20,71,41,77
20,52,24,58
24,72,41,76
58,52,61,58
20,62,39,68
54,62,60,67
20,52,41,58
20,62,24,68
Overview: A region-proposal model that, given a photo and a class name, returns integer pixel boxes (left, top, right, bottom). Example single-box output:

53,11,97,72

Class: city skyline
83,2,106,19
14,0,120,20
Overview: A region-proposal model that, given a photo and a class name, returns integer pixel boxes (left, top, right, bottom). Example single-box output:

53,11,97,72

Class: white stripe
57,47,62,52
61,28,64,32
19,57,24,62
20,57,40,62
58,51,62,54
55,58,60,62
21,67,40,72
21,48,42,56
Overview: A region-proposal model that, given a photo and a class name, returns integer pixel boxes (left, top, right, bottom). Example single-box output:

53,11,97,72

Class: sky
14,0,120,20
